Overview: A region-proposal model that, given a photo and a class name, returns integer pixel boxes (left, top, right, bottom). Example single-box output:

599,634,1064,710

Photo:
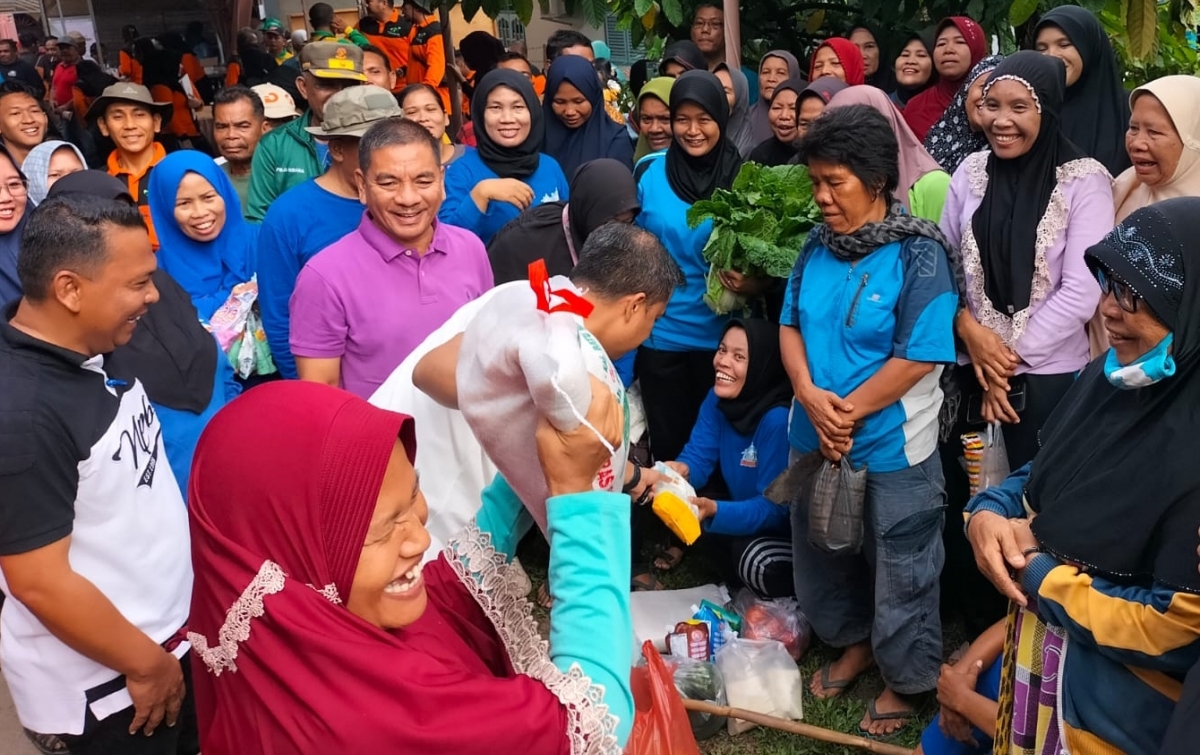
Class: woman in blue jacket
666,319,793,597
440,68,570,244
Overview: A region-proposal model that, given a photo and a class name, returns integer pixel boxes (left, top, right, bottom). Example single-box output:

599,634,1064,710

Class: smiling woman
147,151,257,320
542,54,634,177
0,146,30,304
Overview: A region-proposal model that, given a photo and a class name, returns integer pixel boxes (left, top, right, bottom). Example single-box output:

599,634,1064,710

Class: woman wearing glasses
0,146,31,305
964,197,1200,755
937,53,1114,633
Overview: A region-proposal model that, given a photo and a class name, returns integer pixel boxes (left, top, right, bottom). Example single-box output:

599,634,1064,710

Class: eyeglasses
1096,266,1139,313
692,20,723,30
0,179,27,197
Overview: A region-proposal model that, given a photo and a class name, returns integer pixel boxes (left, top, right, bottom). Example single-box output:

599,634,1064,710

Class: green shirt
245,113,322,223
909,169,952,224
220,161,252,218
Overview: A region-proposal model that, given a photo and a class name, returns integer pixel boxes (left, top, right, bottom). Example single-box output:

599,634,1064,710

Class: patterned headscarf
924,54,1004,174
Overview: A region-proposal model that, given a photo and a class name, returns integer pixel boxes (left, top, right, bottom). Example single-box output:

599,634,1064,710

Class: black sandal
24,729,68,755
652,544,685,572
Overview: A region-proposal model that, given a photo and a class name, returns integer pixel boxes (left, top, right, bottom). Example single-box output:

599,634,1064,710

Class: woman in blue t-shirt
779,104,957,736
664,319,793,598
440,68,570,245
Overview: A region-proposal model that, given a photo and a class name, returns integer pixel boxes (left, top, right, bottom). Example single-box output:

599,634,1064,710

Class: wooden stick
680,699,913,755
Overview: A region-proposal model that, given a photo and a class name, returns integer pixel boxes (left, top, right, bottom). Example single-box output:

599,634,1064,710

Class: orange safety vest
359,9,412,92
107,142,166,249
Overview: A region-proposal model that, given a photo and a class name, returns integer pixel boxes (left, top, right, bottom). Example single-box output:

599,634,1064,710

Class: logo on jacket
740,443,758,468
111,393,162,488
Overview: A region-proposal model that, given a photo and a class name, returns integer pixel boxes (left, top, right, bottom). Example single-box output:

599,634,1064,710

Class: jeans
791,453,946,694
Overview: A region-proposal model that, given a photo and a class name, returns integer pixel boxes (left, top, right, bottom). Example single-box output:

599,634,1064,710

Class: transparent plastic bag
715,637,804,735
650,462,701,545
731,588,812,661
806,458,867,555
962,422,1011,497
669,655,727,741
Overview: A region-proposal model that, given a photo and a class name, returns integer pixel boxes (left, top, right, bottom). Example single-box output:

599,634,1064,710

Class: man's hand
967,511,1029,606
536,376,623,498
330,16,346,34
982,385,1021,425
663,460,689,479
126,650,184,736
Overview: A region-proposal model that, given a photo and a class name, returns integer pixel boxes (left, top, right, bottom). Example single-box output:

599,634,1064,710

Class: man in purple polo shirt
290,117,493,398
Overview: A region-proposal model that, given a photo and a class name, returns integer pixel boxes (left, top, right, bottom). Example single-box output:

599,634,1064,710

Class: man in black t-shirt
0,193,196,755
0,38,46,99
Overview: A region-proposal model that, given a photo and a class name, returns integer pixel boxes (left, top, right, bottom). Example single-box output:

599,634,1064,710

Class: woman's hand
981,386,1021,425
717,269,773,296
471,178,534,213
966,511,1030,606
663,461,689,479
536,376,623,498
957,312,1019,391
937,660,984,745
691,496,718,521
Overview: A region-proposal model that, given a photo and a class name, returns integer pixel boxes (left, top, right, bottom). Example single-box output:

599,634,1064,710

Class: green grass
516,532,969,755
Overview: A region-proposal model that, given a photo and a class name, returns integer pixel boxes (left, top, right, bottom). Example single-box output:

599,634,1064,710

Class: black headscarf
971,52,1084,315
748,78,810,166
851,22,896,93
1029,198,1200,595
716,319,793,436
665,70,743,204
893,30,938,107
486,158,639,284
542,54,633,177
50,171,218,413
471,68,544,180
659,40,708,76
1033,5,1131,176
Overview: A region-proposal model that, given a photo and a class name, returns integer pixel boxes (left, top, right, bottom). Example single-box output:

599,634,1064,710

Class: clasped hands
797,385,858,462
957,311,1022,425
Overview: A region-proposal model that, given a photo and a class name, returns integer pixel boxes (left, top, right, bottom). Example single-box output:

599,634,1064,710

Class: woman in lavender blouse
936,52,1113,633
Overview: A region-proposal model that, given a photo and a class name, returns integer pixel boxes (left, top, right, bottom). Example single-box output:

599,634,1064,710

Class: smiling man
0,81,48,166
0,193,196,755
88,82,172,248
290,117,492,398
211,85,266,217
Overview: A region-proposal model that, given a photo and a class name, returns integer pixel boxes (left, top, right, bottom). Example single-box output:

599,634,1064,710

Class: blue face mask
1104,333,1176,389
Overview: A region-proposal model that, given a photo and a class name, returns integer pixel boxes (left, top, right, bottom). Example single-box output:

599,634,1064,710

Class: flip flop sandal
536,582,554,610
24,729,68,755
811,663,855,699
857,698,914,737
631,572,663,592
652,544,685,572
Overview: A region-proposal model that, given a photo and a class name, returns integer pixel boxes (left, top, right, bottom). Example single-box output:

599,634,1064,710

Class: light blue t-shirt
780,233,957,472
635,153,728,353
439,147,570,245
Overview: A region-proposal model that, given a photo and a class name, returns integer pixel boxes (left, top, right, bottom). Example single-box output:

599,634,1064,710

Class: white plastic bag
457,272,629,534
715,637,803,735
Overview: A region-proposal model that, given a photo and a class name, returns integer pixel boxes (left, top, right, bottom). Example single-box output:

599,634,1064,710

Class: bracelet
622,462,641,494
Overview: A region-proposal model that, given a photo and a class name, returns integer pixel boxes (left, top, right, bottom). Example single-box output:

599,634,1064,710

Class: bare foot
809,642,874,699
859,687,917,736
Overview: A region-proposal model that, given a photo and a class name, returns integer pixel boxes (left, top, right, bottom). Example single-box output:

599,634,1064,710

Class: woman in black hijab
849,22,895,93
966,197,1200,755
748,78,805,167
440,68,571,245
659,40,708,77
1032,5,1131,176
487,158,640,284
891,30,937,108
49,170,239,500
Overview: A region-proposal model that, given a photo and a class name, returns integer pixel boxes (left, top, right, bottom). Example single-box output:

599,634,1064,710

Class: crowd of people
0,1,1198,754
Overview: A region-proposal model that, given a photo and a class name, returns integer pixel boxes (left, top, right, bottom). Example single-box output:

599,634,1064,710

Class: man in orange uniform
401,1,448,108
359,0,411,92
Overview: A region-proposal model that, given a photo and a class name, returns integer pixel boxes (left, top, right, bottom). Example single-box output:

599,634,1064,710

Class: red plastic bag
623,641,702,755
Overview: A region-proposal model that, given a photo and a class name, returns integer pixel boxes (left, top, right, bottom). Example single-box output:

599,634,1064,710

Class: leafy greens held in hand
687,162,822,315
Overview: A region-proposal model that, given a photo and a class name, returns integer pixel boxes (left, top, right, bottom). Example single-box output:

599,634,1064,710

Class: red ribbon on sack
528,259,594,317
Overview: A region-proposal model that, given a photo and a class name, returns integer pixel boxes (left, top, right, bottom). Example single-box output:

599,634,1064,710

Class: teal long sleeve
548,490,634,748
475,474,535,561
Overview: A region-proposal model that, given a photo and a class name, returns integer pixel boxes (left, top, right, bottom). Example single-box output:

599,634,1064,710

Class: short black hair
398,82,442,108
572,223,684,305
18,193,147,301
18,32,38,49
796,104,899,201
361,43,392,71
213,84,265,120
0,80,38,104
498,50,530,66
692,2,724,19
358,117,440,171
310,2,335,28
546,30,591,62
0,39,16,52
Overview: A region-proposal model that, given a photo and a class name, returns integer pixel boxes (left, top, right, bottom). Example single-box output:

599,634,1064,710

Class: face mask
1104,333,1175,389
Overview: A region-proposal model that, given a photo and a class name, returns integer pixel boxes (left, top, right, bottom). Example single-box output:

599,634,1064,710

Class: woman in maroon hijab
186,380,633,754
902,17,987,141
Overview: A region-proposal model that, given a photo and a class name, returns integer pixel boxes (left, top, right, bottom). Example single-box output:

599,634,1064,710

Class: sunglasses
1095,266,1139,314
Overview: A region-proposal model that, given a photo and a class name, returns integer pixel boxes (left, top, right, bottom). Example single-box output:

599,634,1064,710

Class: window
495,10,526,48
604,13,644,66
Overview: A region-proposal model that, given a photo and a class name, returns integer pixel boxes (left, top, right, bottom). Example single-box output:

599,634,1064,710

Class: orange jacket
119,49,142,84
108,142,166,249
180,53,206,99
532,73,546,98
225,60,241,88
149,84,200,139
359,9,412,92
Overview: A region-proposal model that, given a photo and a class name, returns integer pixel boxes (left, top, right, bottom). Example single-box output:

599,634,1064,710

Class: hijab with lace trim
187,381,606,753
1113,76,1200,223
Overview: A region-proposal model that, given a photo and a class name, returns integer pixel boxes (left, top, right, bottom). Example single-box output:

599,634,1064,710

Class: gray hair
358,117,440,172
571,223,684,305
